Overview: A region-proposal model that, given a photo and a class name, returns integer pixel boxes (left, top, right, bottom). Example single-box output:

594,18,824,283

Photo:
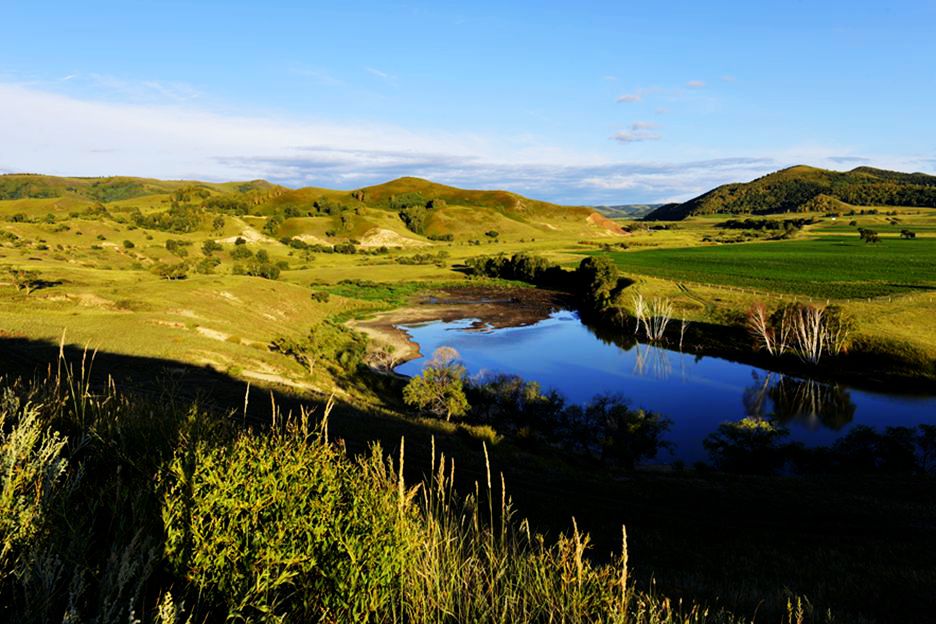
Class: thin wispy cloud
365,66,395,82
630,121,659,131
686,80,705,88
85,73,202,102
827,155,870,164
289,67,344,87
616,93,641,103
611,129,661,143
721,75,736,82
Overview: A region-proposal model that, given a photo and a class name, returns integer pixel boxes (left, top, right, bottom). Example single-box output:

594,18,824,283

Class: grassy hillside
0,173,624,242
647,165,936,220
0,173,282,202
1,172,935,622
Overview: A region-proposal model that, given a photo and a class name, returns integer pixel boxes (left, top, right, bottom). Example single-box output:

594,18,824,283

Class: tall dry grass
0,346,825,623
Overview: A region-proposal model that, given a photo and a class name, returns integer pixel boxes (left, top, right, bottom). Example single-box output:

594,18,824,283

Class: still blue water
395,311,936,464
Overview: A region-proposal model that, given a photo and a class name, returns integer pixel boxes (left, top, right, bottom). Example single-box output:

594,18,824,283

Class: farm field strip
598,236,936,299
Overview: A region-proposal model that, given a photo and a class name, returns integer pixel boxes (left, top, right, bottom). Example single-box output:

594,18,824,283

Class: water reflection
396,310,934,464
743,372,856,430
633,343,673,380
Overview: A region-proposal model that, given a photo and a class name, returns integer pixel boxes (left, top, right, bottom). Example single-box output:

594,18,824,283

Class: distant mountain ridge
645,165,936,220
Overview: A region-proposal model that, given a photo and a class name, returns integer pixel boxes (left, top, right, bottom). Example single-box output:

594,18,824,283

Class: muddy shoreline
351,286,572,366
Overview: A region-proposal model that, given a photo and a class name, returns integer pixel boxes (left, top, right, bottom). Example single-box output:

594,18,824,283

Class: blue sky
2,0,934,203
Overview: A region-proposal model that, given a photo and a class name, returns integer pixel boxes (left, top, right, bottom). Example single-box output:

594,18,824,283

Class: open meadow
1,175,935,623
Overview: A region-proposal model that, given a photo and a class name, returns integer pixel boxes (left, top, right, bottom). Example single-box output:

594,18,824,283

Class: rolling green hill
646,165,936,220
0,173,282,202
0,173,625,241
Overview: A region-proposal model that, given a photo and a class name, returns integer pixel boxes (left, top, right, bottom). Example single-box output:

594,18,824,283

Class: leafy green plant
403,347,469,421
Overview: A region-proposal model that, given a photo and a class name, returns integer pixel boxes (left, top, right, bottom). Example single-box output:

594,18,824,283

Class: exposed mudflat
351,286,572,364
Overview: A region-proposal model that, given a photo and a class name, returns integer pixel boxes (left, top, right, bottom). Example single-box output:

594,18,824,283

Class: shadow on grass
2,336,935,623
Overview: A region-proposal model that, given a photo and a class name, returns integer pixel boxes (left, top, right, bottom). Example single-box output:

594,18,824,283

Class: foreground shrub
0,388,68,583
163,427,411,621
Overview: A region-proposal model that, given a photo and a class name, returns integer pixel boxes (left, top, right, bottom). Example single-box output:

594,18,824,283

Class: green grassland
2,180,935,380
2,173,936,622
599,235,936,299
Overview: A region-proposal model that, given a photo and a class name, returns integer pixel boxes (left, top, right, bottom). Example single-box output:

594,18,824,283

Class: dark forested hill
646,165,936,220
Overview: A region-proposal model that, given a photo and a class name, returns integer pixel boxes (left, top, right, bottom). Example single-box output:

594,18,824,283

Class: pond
395,310,936,464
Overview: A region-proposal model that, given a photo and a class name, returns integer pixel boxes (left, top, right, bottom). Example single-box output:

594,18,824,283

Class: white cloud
630,121,659,131
686,80,705,88
616,93,641,103
1,81,929,204
84,73,202,102
611,129,661,143
365,67,394,82
289,67,344,86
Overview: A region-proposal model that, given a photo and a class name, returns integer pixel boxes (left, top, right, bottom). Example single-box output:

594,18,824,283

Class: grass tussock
0,351,825,623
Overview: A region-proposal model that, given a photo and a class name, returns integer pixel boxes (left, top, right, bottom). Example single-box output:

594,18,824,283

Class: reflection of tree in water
743,372,855,430
633,343,673,380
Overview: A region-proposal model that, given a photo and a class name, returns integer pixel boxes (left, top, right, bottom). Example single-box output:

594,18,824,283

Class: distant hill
0,173,282,203
593,204,662,219
0,173,625,240
645,165,936,220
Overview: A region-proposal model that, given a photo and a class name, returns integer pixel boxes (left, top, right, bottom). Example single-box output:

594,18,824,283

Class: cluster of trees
465,252,574,290
465,253,636,322
126,187,235,233
858,227,881,243
164,238,193,257
232,248,285,280
0,176,60,199
394,251,449,266
313,198,356,216
717,217,817,231
130,202,203,233
203,195,250,215
747,302,853,364
388,192,447,235
705,418,936,475
269,320,367,375
402,350,671,469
